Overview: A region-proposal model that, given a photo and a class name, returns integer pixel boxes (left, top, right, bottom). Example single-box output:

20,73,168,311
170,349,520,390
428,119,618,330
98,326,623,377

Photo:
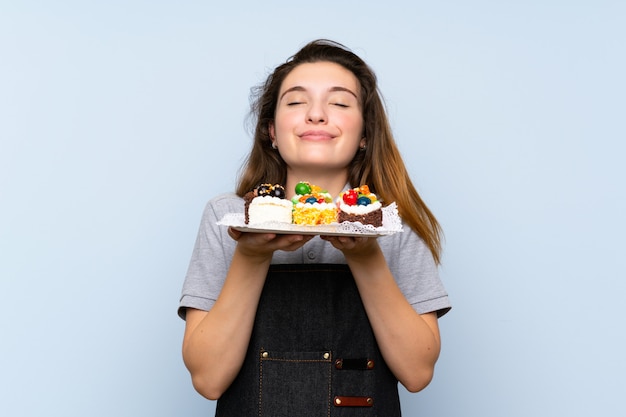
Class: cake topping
256,183,286,199
294,181,312,196
292,181,333,204
341,185,378,206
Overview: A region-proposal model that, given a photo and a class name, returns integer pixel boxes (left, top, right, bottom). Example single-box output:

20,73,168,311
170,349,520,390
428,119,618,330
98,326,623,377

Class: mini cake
244,184,293,225
337,185,383,227
291,181,338,225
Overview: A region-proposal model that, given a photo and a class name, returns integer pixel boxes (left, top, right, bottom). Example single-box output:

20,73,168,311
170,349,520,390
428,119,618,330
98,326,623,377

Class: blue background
1,1,624,416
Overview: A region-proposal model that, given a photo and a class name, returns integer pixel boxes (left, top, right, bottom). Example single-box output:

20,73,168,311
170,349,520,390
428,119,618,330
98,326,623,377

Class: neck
285,169,349,198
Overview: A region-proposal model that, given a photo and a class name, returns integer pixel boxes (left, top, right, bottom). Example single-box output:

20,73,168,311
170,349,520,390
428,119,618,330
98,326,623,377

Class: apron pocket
259,349,332,417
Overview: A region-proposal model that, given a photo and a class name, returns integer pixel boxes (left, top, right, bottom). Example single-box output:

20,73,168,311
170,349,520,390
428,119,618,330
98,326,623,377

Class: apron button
307,251,316,260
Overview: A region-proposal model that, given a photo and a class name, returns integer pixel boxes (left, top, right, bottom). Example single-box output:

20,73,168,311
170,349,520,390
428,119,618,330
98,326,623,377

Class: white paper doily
217,203,403,237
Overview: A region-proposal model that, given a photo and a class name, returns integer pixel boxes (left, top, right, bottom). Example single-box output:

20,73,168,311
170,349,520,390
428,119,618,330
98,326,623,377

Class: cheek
274,110,298,134
339,113,364,138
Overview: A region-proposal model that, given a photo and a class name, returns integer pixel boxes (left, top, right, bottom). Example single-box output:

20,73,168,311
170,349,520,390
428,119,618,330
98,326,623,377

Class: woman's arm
321,235,441,392
182,229,313,400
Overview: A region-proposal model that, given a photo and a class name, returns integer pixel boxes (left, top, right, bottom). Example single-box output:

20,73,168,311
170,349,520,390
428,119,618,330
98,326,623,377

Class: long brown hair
236,39,443,263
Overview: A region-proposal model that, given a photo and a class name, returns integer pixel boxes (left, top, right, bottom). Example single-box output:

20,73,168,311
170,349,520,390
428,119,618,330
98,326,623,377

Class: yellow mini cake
291,181,337,225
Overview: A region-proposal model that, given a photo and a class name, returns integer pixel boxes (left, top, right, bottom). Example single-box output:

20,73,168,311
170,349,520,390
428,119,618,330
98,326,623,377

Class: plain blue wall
1,1,624,416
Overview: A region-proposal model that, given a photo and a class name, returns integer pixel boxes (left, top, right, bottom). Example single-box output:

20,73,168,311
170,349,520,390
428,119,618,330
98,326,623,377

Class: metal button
323,352,330,360
335,397,342,405
261,351,269,358
307,251,316,260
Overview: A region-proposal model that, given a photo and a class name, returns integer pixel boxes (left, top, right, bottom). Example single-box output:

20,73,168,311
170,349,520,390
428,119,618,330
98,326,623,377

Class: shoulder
379,221,431,254
379,224,450,316
191,192,244,234
208,192,243,208
202,192,244,218
378,223,439,280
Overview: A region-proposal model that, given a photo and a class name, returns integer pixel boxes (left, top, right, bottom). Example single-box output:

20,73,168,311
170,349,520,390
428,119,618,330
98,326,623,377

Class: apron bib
216,264,401,417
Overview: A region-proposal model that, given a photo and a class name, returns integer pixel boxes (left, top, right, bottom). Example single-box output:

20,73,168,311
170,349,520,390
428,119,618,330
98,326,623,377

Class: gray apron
215,264,402,416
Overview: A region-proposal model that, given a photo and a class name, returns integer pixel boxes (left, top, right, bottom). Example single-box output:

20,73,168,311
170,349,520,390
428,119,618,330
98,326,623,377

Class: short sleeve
178,194,241,319
378,225,451,317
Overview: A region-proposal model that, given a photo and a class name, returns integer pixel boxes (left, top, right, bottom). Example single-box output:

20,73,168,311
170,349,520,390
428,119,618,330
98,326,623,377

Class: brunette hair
236,39,442,263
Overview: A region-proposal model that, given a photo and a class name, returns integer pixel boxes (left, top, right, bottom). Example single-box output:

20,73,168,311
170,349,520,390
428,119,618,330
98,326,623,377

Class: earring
271,142,278,149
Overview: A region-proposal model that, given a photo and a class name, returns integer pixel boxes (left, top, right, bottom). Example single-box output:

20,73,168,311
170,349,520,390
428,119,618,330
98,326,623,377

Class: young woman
179,39,451,416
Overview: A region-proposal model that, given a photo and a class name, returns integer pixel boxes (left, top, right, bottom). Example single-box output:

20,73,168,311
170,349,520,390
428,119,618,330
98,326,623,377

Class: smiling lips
299,130,335,141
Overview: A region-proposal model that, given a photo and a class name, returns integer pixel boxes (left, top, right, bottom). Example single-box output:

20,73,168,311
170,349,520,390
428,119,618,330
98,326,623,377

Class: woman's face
270,61,365,176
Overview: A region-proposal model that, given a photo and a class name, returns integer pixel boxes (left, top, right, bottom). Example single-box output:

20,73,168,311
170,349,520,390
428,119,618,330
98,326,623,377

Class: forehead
280,62,360,95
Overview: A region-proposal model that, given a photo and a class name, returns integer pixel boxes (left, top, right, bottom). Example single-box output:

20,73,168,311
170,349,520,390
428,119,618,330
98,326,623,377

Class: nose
306,101,327,124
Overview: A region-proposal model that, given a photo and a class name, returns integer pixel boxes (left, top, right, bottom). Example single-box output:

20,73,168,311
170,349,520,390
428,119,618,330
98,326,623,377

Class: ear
269,122,275,141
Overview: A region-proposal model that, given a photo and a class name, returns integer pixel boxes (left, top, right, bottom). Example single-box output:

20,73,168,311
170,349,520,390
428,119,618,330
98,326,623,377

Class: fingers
229,227,282,245
320,235,358,248
320,235,374,252
234,230,314,257
228,227,243,241
280,234,315,251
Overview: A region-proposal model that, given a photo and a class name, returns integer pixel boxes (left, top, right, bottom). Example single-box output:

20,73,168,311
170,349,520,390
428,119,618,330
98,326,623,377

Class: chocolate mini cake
336,185,383,227
337,207,383,227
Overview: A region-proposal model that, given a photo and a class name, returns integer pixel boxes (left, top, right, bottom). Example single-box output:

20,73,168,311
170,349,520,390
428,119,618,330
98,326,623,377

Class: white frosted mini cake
244,184,292,225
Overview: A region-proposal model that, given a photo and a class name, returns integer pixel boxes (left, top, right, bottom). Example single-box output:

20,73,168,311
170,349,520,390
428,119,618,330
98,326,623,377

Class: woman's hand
319,234,379,261
229,227,314,260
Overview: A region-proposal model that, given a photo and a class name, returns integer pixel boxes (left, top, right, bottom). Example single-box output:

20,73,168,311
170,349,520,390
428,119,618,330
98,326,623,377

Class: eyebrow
279,86,359,101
